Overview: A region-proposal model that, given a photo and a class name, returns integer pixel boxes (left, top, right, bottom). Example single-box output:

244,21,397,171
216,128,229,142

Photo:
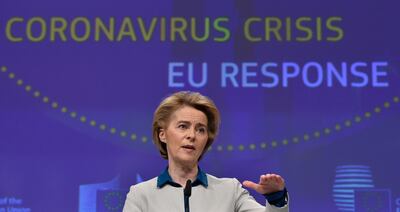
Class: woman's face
159,106,209,166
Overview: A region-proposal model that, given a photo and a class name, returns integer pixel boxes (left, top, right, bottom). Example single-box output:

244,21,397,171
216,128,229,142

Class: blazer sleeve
233,179,289,212
122,185,146,212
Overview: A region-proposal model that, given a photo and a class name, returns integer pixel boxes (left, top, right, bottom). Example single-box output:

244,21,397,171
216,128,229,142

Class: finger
263,174,280,181
259,175,266,183
263,175,282,188
270,175,282,183
271,175,280,183
242,180,259,190
278,176,285,185
275,175,283,184
260,174,273,184
271,175,285,190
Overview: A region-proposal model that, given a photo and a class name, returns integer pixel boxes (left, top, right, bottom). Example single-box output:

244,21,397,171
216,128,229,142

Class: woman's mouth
182,145,196,151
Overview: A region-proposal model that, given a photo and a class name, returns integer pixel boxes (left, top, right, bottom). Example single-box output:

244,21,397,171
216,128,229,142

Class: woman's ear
159,129,166,143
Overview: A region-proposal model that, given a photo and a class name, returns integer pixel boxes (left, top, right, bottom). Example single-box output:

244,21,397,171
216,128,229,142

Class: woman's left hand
242,174,285,195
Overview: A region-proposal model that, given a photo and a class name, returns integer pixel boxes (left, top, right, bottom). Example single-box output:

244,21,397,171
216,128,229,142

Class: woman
123,91,289,212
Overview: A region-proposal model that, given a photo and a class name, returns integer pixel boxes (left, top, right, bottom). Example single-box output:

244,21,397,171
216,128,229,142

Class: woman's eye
178,124,187,129
197,128,206,133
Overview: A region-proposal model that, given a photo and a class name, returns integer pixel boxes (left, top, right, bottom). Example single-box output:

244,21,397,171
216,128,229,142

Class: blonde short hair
152,91,220,160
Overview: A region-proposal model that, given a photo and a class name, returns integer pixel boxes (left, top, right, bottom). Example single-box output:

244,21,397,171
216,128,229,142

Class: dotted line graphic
1,66,398,152
1,66,149,144
207,98,398,152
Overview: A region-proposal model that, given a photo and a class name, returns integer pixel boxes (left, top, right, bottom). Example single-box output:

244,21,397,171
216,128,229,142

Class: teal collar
157,166,208,188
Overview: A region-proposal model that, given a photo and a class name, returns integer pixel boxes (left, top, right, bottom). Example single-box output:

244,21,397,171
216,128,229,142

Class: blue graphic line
336,174,372,178
336,169,371,173
335,203,354,207
336,165,369,169
335,179,373,183
333,189,354,193
338,207,355,211
334,199,355,203
333,194,354,198
333,184,374,188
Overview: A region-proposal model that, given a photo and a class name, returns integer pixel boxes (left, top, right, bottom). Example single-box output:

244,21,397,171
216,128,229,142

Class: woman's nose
186,128,196,141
